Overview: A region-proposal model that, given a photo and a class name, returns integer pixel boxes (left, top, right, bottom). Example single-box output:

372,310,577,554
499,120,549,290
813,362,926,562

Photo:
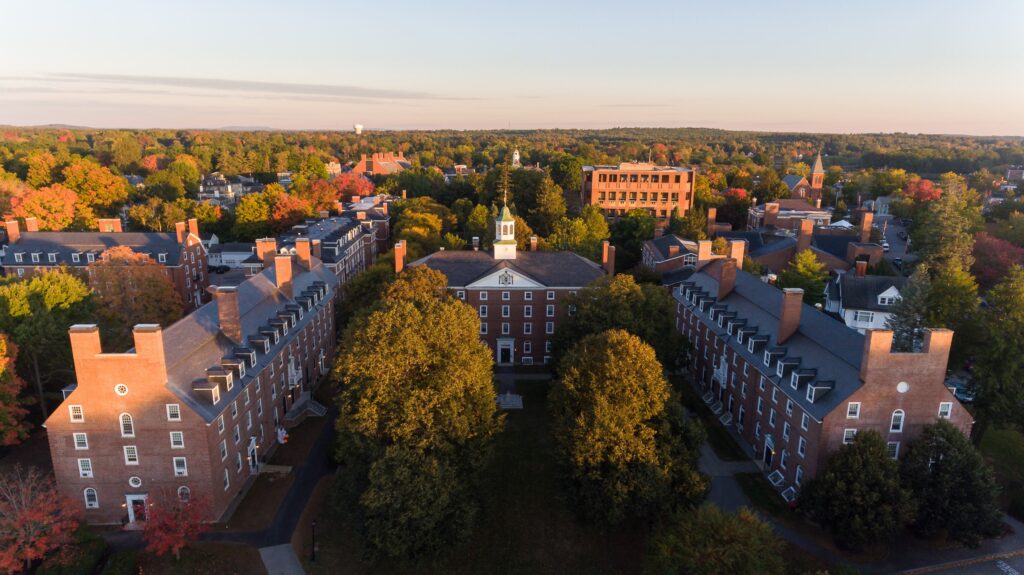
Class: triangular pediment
467,265,544,288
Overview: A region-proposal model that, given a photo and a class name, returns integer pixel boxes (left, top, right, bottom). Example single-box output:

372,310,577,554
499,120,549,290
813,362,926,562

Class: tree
25,152,57,188
395,210,443,257
61,159,129,221
333,172,375,198
464,204,493,246
143,170,187,201
231,186,274,240
776,250,828,305
550,329,706,524
440,232,467,251
802,430,914,550
900,420,1002,547
754,169,790,202
667,207,707,241
0,337,29,446
143,493,210,561
549,153,584,202
925,263,980,365
973,265,1024,434
0,271,93,418
88,247,185,352
8,184,77,230
912,177,982,272
643,505,785,575
992,211,1024,248
0,466,79,573
528,177,566,236
885,265,931,352
165,156,201,194
546,205,610,261
111,134,142,170
555,274,689,370
268,192,312,233
611,209,656,270
903,178,942,203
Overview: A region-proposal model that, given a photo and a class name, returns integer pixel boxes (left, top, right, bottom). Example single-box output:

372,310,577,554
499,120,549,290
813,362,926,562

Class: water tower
353,124,363,135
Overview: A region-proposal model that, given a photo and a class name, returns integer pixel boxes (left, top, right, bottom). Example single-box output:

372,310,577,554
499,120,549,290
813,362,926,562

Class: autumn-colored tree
295,178,338,212
333,172,375,198
140,154,164,172
269,192,312,233
232,188,274,240
61,159,129,227
111,133,142,169
0,336,29,446
0,466,80,573
723,187,748,201
0,180,29,217
8,184,77,230
903,178,942,203
972,232,1024,290
24,152,57,188
88,247,185,351
143,493,210,561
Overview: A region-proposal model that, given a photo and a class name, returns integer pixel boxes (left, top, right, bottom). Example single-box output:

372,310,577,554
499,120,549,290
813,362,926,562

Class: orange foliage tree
0,466,79,573
269,193,312,233
61,159,129,227
143,492,209,561
903,178,942,203
88,246,185,351
333,172,375,198
9,184,78,231
0,336,29,446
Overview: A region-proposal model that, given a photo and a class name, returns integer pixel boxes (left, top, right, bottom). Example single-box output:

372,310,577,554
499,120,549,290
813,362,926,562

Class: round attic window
128,476,142,488
896,381,910,394
114,384,129,396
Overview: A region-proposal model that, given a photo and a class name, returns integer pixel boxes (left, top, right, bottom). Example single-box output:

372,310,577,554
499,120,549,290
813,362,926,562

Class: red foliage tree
903,178,942,203
333,172,375,198
972,232,1024,290
0,466,80,572
9,184,78,230
143,493,210,561
269,193,312,233
723,187,748,201
140,154,164,172
0,336,29,446
298,178,339,212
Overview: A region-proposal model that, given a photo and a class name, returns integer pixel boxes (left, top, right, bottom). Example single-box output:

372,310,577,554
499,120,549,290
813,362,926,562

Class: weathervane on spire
502,165,511,206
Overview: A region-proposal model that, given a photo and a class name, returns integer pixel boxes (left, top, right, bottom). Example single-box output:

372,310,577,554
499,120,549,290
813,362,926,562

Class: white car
882,241,890,252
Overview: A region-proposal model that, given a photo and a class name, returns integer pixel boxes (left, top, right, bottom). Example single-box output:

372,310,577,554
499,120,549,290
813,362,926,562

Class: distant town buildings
581,162,696,222
1007,165,1024,182
780,153,826,201
198,173,263,207
1,217,209,310
350,152,411,177
409,205,606,365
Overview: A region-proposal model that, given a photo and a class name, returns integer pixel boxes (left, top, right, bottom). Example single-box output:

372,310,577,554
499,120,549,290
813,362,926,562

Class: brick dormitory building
2,216,209,311
674,246,971,500
582,162,696,221
44,241,338,525
408,205,607,365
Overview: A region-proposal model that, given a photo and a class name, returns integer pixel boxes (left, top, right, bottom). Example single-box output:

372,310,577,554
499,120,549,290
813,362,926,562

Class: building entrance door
126,494,147,523
497,339,514,365
762,436,775,468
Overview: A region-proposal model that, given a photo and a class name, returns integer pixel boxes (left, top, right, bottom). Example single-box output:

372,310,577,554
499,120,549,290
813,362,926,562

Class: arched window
177,486,191,502
890,409,905,433
83,488,99,509
120,413,134,437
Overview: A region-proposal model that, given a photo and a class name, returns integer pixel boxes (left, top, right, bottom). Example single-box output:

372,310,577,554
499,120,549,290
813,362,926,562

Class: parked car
892,257,903,269
897,231,908,240
882,241,890,252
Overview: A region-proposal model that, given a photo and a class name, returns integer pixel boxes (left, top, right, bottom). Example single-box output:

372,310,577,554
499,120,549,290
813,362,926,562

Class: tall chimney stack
855,259,868,277
4,220,19,244
213,286,242,343
97,218,122,233
295,238,313,270
175,222,187,244
530,236,538,252
797,219,814,252
718,258,737,300
605,245,616,276
23,217,38,232
728,239,746,265
394,240,406,274
860,211,874,244
274,255,293,297
777,288,804,344
696,239,713,264
187,218,199,240
707,207,718,238
256,238,277,269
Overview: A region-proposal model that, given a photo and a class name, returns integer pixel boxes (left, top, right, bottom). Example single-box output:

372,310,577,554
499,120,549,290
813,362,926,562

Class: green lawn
674,376,748,462
980,427,1024,520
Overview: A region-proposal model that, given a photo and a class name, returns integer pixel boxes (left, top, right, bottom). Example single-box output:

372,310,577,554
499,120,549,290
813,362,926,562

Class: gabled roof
838,274,906,312
782,174,809,191
646,234,698,260
411,249,604,288
1,231,186,267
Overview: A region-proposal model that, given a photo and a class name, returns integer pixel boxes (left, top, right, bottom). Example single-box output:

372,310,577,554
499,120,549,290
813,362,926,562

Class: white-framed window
230,401,238,418
780,449,789,470
546,304,555,317
47,253,56,263
233,425,240,443
83,488,99,509
211,385,221,404
173,457,188,477
235,452,243,472
479,305,488,318
545,321,554,335
71,253,80,263
170,431,185,449
244,388,250,405
479,291,488,301
525,291,533,301
73,432,88,450
501,322,510,335
783,422,791,440
158,253,167,263
741,381,747,398
853,310,875,323
546,290,555,300
801,413,809,431
166,404,181,421
456,290,465,300
843,429,857,445
217,415,225,434
771,387,778,403
756,397,764,414
759,376,766,391
13,253,22,263
798,436,807,457
501,305,510,318
30,253,39,263
524,341,532,354
178,486,191,502
69,405,84,423
524,305,533,318
887,441,900,459
257,399,263,416
878,296,896,306
78,459,93,478
846,402,860,419
502,291,510,301
123,445,139,465
795,465,804,486
938,402,952,419
754,421,761,439
120,413,134,437
890,409,905,433
223,468,230,490
769,409,777,427
480,322,488,335
545,341,552,353
524,322,532,335
246,411,253,430
219,439,228,460
785,399,793,416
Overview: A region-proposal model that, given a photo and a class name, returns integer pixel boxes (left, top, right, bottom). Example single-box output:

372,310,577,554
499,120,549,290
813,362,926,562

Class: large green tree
667,207,707,241
912,175,982,271
643,505,785,575
802,431,915,550
546,205,610,261
884,265,931,352
610,209,656,270
972,265,1024,435
550,329,706,524
900,420,1002,548
528,176,567,236
776,250,828,305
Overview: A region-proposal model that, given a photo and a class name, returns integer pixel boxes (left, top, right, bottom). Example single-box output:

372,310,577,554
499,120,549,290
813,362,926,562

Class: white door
126,494,148,523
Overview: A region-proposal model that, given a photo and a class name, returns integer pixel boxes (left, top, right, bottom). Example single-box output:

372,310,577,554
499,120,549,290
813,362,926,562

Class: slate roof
838,274,906,312
719,231,795,257
782,174,809,191
2,231,185,267
647,235,698,260
161,263,338,422
661,267,696,287
411,250,604,288
679,261,866,420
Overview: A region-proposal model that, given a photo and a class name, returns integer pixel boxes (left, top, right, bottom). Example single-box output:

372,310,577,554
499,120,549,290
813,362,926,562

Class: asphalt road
927,555,1024,575
875,213,909,262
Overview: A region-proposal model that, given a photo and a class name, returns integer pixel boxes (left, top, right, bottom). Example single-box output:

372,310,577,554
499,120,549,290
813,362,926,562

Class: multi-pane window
178,486,191,502
246,412,253,430
785,400,793,417
233,425,241,444
480,322,488,335
69,405,84,422
244,388,251,405
479,305,488,318
546,305,555,317
166,404,181,421
524,305,533,318
524,291,533,301
479,291,487,300
170,431,185,449
173,457,188,477
501,305,510,318
73,433,88,450
231,401,238,418
846,402,860,419
546,291,555,300
801,413,810,431
220,440,228,460
938,402,952,419
783,422,791,440
769,409,777,427
78,459,93,478
756,397,764,414
843,429,857,444
545,322,554,335
84,488,99,509
223,469,230,490
502,291,510,301
890,410,905,433
123,446,139,465
120,413,134,437
524,323,532,335
887,441,900,459
236,453,243,472
798,436,807,457
501,323,510,335
853,311,875,323
217,415,225,434
795,465,804,486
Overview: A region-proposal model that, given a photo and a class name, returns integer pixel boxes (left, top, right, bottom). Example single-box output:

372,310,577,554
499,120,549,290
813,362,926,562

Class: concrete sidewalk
259,544,305,575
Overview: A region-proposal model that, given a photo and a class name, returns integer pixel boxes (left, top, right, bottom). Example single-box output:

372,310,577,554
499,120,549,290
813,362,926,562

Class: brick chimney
131,324,166,366
601,241,616,275
4,220,19,244
256,238,277,268
797,219,814,252
707,207,718,238
777,288,804,344
187,218,199,239
728,239,746,264
312,239,322,261
530,236,538,252
764,203,780,228
718,258,737,300
97,218,122,233
860,211,874,244
356,212,367,221
69,324,103,369
696,239,713,264
401,189,407,200
213,286,242,343
274,255,293,297
815,197,822,209
394,240,406,274
296,239,314,270
23,217,38,232
855,259,868,277
351,195,360,204
318,210,330,219
175,221,187,244
381,202,389,215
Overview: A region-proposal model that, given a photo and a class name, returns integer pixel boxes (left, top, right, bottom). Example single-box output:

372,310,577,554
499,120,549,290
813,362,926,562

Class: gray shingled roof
160,263,338,422
811,235,858,261
782,175,808,191
411,250,604,288
680,265,866,421
2,231,184,267
838,274,906,312
648,235,698,260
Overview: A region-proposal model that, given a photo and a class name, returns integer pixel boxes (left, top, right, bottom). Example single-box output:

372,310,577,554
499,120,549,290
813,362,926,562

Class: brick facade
582,163,696,221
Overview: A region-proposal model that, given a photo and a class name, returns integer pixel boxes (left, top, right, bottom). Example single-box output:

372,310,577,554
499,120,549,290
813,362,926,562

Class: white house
824,265,906,333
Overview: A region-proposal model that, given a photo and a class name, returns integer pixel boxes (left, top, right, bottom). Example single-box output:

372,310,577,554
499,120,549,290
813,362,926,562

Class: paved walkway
259,544,306,575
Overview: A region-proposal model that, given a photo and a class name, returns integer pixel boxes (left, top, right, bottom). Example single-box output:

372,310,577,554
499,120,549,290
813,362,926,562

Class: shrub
36,527,106,575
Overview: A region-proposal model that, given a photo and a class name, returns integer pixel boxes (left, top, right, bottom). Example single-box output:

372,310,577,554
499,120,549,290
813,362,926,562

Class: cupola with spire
494,183,517,260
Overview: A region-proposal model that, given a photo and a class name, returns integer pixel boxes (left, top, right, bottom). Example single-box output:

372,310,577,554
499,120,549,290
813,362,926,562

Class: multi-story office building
581,162,696,221
44,246,338,525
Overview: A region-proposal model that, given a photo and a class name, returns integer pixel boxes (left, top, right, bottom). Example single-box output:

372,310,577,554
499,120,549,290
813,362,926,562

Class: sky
1,0,1022,135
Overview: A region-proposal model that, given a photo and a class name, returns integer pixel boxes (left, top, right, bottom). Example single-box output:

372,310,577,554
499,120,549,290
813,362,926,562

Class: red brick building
44,246,338,525
582,162,696,221
408,206,607,365
350,152,410,177
675,256,971,500
2,217,209,311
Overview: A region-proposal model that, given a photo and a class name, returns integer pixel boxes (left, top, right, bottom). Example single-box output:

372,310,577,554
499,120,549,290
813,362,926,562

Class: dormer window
31,253,40,263
158,253,167,263
805,386,814,402
763,350,771,366
776,361,785,377
790,372,799,389
748,339,756,353
879,296,896,306
71,253,80,263
48,253,57,263
225,371,234,391
13,253,22,263
87,253,95,263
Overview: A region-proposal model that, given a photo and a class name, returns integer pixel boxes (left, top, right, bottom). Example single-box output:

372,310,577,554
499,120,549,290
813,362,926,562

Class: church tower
810,151,825,196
